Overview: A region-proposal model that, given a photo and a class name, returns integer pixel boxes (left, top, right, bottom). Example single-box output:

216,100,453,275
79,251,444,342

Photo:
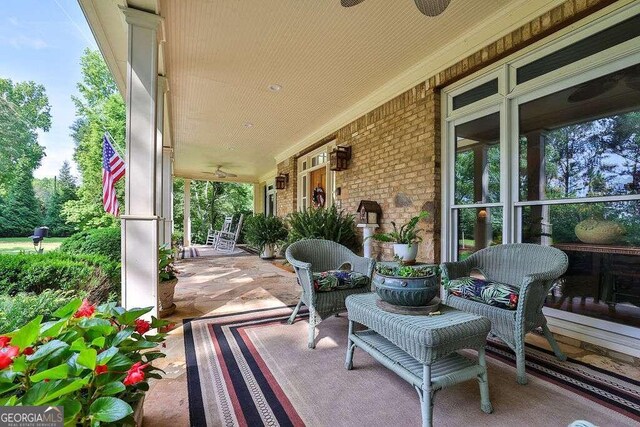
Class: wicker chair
286,239,375,349
440,243,569,384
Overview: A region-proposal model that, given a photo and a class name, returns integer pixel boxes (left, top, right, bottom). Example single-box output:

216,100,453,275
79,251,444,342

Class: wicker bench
345,293,493,427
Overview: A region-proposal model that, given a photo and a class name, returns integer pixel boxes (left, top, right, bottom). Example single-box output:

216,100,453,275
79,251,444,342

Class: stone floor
143,251,640,426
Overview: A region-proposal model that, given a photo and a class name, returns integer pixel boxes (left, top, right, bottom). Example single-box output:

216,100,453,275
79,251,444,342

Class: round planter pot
158,278,178,318
393,243,418,265
260,244,275,259
132,395,144,426
373,267,439,307
575,219,625,244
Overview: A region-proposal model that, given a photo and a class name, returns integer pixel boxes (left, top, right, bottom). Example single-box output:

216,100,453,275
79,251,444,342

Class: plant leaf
35,378,88,405
52,299,82,319
100,381,126,396
10,315,43,351
40,319,67,338
117,307,153,326
30,364,69,382
90,397,133,422
77,348,97,370
28,340,69,363
60,399,82,423
111,328,134,347
96,346,119,365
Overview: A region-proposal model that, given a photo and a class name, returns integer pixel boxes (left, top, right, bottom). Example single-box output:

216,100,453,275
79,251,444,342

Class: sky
0,0,97,179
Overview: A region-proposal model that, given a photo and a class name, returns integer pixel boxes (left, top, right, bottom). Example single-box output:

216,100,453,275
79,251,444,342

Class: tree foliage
0,163,42,237
43,161,78,236
63,49,125,231
0,78,51,193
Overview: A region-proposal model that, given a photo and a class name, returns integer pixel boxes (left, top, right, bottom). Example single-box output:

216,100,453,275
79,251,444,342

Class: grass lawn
0,237,66,255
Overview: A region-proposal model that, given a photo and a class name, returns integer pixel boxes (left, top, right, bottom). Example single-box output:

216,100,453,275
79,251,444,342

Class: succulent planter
373,263,439,307
575,219,625,244
158,278,178,317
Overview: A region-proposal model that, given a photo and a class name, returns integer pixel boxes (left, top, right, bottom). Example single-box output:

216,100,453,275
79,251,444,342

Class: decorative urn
575,219,625,245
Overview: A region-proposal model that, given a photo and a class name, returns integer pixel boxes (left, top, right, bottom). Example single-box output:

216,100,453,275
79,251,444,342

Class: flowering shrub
0,298,169,425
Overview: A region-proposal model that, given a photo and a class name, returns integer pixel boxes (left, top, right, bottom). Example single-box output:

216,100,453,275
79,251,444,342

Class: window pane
520,200,640,327
519,64,640,201
456,207,502,260
454,113,500,204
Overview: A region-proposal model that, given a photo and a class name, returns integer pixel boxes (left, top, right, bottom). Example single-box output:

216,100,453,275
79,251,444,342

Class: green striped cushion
446,277,519,309
312,270,370,292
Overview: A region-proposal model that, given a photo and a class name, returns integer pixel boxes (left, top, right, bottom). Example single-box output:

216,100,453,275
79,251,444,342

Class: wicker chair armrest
347,254,376,278
287,257,312,270
440,259,473,282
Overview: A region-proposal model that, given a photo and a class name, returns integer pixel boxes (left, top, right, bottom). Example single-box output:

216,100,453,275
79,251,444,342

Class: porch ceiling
81,0,566,182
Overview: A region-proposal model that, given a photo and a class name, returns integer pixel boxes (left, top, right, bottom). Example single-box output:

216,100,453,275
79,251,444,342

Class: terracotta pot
575,219,625,244
393,243,418,265
158,278,178,318
133,395,144,426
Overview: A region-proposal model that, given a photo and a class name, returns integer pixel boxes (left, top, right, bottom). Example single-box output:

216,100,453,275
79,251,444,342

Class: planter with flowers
0,298,169,426
159,245,179,317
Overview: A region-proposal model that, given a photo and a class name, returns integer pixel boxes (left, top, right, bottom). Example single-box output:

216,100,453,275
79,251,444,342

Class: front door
309,168,327,208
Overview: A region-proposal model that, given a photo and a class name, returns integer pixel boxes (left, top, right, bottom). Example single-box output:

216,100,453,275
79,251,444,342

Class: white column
357,224,378,258
162,148,173,246
120,7,162,316
155,76,168,243
183,179,191,247
253,183,262,214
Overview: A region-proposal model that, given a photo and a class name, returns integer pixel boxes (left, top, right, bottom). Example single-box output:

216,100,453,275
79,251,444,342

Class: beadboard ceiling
81,0,566,182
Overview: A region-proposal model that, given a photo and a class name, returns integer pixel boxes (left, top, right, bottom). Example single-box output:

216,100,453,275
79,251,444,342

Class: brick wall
276,157,297,217
276,0,616,263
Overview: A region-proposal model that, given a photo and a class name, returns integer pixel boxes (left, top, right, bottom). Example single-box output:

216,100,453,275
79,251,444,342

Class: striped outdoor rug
184,307,639,427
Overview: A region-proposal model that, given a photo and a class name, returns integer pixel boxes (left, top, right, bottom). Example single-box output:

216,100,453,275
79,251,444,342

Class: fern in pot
368,211,429,265
244,214,288,259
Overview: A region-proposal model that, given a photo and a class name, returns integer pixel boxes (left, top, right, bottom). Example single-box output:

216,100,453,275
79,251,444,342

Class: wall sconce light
329,146,352,171
275,173,289,190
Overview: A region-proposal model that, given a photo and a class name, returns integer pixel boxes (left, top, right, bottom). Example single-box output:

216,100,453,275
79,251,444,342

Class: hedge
0,252,120,299
59,227,121,260
0,290,79,334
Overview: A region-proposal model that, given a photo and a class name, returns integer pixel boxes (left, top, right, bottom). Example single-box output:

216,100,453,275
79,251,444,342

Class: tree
44,161,78,236
0,162,42,237
0,78,51,192
63,49,125,230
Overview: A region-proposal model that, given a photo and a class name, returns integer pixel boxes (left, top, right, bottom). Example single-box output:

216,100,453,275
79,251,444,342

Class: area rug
184,307,639,427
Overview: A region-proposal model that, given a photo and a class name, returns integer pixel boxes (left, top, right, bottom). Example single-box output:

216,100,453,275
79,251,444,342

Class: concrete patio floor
143,251,640,426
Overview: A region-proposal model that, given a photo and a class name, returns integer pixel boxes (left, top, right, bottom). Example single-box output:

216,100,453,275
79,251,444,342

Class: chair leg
345,320,355,370
477,347,493,414
288,300,303,324
542,324,567,361
307,307,316,349
515,340,528,385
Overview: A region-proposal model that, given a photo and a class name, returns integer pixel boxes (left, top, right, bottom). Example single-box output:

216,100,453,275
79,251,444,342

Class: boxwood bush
0,289,78,334
0,252,120,298
60,227,121,260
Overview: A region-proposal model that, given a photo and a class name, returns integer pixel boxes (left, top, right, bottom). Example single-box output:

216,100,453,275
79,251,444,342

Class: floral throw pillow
445,277,519,309
312,270,370,292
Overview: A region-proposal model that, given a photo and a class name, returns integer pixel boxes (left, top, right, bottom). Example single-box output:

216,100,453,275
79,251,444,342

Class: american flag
102,135,125,216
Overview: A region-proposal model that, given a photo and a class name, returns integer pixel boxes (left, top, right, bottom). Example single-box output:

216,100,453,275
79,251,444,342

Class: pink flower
123,361,149,386
74,299,96,318
134,319,151,335
0,346,20,370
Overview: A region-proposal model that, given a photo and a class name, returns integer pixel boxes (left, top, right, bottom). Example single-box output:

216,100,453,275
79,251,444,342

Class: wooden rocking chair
215,214,244,252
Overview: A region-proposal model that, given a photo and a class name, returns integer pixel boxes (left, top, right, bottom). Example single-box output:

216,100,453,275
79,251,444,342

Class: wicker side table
345,293,493,427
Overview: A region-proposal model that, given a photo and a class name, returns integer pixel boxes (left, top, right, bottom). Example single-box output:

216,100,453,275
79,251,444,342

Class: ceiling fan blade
414,0,451,16
341,0,366,7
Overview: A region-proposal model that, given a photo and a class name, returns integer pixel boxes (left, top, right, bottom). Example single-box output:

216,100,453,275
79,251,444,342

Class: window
443,8,640,344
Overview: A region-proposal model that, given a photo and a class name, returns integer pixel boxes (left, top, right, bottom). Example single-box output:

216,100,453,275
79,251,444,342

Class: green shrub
244,214,288,251
0,290,78,334
285,206,358,252
60,227,121,260
0,252,120,300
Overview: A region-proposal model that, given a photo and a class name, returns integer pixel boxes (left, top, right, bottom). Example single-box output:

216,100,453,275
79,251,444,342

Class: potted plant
158,244,179,317
373,262,440,307
368,211,429,264
0,299,169,426
244,214,288,259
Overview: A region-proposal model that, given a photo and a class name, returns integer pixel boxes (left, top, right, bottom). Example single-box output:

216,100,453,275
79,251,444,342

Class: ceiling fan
340,0,451,16
203,166,238,179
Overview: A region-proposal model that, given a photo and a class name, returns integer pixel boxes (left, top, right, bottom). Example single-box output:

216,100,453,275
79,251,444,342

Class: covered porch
78,0,640,424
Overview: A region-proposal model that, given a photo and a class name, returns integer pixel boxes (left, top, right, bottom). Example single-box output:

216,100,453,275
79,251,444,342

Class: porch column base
121,215,160,317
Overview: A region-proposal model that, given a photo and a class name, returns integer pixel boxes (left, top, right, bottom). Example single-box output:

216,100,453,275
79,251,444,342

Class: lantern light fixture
329,145,352,171
275,173,289,190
